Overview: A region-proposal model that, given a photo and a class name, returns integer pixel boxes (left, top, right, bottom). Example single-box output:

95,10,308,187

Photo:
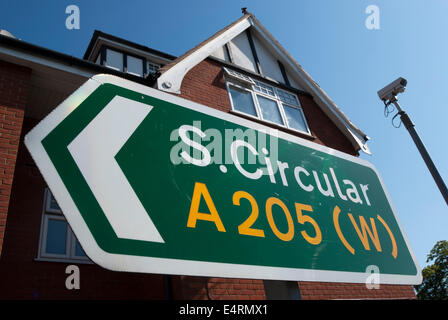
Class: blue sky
1,0,447,271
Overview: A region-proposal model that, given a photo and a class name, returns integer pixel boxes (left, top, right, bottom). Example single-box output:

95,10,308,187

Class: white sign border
25,74,422,285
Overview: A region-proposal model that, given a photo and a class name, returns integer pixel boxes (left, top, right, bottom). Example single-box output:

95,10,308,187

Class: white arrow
68,95,164,243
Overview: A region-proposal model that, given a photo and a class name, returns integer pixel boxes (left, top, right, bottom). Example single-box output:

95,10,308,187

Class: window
105,48,124,71
257,95,284,125
147,61,160,75
254,80,275,97
37,189,91,263
102,48,157,77
283,104,308,132
225,69,310,134
228,85,257,117
126,55,144,77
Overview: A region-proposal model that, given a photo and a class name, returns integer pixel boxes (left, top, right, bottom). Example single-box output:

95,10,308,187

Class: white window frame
227,82,261,119
225,72,311,136
223,67,255,85
255,93,286,127
36,188,92,264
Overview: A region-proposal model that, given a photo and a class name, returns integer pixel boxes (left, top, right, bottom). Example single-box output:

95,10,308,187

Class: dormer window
104,48,144,76
98,47,159,78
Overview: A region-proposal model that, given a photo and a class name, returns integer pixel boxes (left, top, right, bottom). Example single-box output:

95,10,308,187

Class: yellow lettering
265,197,294,241
295,203,322,245
333,206,355,255
187,182,226,232
377,215,398,259
233,191,265,238
348,214,382,252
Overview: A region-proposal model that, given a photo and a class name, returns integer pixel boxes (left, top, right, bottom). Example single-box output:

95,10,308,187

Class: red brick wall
170,276,266,300
298,282,416,300
174,58,416,300
298,94,357,156
0,60,29,257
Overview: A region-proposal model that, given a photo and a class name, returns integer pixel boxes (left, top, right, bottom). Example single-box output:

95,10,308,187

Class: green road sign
25,74,421,284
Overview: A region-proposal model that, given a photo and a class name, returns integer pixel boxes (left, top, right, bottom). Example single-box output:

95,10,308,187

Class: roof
83,30,176,62
0,33,157,86
156,12,370,154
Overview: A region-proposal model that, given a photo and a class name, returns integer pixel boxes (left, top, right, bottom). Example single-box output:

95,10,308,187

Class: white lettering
294,166,314,192
230,140,262,180
313,171,335,198
178,125,211,167
360,184,371,206
343,179,363,204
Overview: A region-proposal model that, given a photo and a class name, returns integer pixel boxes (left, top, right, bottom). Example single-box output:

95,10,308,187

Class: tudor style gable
156,12,370,155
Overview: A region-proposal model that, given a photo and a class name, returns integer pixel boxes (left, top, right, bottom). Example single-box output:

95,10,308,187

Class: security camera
377,77,407,103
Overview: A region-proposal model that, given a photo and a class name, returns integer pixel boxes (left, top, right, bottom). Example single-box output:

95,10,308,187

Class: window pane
276,89,299,106
257,95,283,125
127,55,143,77
105,49,123,71
49,194,61,212
283,105,308,132
229,86,257,117
74,239,87,257
46,219,67,255
147,61,160,75
254,80,275,97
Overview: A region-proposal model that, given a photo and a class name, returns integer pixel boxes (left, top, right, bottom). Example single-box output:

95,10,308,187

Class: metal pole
391,99,448,206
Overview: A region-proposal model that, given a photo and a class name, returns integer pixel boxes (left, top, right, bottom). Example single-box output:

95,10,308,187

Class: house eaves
0,33,157,86
83,30,176,62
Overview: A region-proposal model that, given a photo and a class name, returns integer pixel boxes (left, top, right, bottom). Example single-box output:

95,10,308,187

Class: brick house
0,12,417,299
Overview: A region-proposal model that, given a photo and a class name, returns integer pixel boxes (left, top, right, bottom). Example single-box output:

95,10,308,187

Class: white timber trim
156,18,251,94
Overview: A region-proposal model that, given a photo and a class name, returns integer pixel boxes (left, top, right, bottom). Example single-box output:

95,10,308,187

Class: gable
211,31,302,91
156,13,370,154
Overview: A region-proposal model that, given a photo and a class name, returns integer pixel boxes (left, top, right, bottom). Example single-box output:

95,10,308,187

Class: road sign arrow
68,95,164,243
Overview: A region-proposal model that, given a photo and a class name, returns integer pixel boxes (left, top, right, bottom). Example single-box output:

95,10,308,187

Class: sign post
25,74,421,284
